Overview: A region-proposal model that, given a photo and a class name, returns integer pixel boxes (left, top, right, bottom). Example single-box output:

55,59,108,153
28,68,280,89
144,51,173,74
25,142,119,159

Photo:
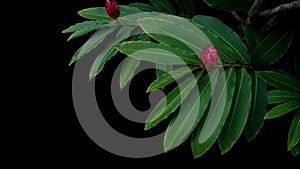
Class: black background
17,0,299,167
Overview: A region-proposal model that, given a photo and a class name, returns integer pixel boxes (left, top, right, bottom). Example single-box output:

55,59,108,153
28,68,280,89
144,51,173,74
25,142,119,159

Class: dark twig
248,0,268,18
259,0,300,18
262,15,279,31
230,11,244,23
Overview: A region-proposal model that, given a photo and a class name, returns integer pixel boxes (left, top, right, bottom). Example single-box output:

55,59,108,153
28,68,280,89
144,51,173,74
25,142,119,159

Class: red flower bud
105,0,120,20
199,45,219,69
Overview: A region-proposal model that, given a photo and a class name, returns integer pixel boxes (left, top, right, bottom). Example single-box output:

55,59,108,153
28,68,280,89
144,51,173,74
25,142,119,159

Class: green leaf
251,30,294,66
156,64,172,78
137,15,211,56
145,71,204,130
148,66,197,92
245,72,267,141
150,0,176,14
268,90,300,104
69,47,82,66
192,68,236,158
62,20,109,33
242,26,264,52
288,109,300,150
78,6,143,20
89,25,136,79
291,142,300,157
66,21,110,41
203,0,255,11
176,0,195,18
78,7,111,20
265,101,300,119
219,68,252,154
193,15,250,64
256,70,300,93
164,70,214,152
116,41,200,65
128,3,158,11
120,57,140,89
69,25,118,66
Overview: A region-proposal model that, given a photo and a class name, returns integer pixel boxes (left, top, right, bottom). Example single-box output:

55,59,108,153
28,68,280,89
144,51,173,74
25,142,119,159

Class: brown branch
262,15,279,31
259,0,300,18
248,0,268,18
230,11,244,23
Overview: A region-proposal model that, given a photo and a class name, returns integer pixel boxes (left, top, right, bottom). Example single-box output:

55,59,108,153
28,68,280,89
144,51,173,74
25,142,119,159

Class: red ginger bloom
105,0,120,20
199,45,219,69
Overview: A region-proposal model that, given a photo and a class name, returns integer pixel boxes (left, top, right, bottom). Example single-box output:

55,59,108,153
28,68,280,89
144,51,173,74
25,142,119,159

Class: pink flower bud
105,0,120,20
199,45,219,69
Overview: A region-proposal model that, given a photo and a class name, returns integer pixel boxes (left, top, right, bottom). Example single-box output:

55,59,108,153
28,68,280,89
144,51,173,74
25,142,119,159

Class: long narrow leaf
243,26,264,51
251,30,294,66
137,15,210,57
268,90,300,104
219,68,252,154
193,15,250,64
120,57,140,89
265,101,300,119
291,142,300,157
192,68,236,158
145,71,203,130
256,70,300,93
116,41,200,65
164,69,216,152
89,25,136,78
245,72,267,141
288,109,300,150
148,66,197,92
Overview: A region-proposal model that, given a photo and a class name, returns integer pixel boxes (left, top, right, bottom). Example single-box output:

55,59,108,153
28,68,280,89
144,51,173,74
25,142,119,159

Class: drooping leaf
145,71,203,130
268,90,300,104
164,70,213,152
78,6,143,20
89,25,136,79
203,0,255,11
265,101,300,119
62,20,109,34
219,68,252,154
242,26,264,51
192,68,236,158
66,21,110,41
150,0,176,14
128,3,158,11
148,66,197,92
251,30,294,66
288,109,300,150
116,41,200,65
291,142,300,157
156,64,172,78
176,0,195,18
120,57,140,89
245,71,267,141
70,25,118,66
193,15,250,64
256,70,300,93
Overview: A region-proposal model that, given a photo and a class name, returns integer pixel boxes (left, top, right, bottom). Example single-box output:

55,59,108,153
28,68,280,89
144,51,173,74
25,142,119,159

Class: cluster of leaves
63,0,300,157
